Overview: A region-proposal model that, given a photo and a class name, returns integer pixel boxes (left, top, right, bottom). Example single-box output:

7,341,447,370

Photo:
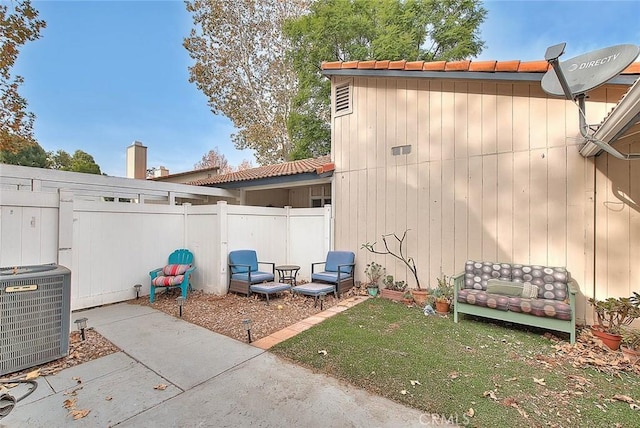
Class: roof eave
580,78,640,157
203,171,333,190
322,69,638,85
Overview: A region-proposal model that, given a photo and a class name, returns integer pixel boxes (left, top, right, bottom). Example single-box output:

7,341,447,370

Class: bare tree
194,147,233,174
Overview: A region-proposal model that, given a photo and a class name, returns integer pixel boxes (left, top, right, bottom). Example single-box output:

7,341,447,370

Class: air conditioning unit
0,264,71,376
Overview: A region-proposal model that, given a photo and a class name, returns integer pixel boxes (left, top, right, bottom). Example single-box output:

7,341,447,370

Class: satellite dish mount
541,42,640,159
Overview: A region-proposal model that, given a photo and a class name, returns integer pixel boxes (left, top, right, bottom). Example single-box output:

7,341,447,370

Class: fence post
217,201,229,292
182,203,191,248
57,189,74,271
285,206,291,263
324,204,332,253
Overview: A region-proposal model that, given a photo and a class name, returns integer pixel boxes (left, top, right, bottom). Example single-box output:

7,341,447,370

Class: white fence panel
185,204,220,294
0,166,332,309
71,201,186,309
227,205,288,268
289,206,332,281
0,191,59,267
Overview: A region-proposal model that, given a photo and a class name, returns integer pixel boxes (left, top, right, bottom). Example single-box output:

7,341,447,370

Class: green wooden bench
453,261,577,344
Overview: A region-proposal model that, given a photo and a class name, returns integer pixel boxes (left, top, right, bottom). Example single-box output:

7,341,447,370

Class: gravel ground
130,287,357,342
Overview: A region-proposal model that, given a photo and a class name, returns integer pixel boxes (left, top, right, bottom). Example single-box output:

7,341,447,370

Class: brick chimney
126,141,147,179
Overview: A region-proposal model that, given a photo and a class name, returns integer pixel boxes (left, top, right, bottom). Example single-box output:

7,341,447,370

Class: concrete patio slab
118,352,429,428
2,354,181,428
80,305,264,391
1,301,453,427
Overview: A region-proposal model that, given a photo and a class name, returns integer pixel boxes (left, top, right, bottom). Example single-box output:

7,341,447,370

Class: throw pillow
521,282,539,299
486,279,523,296
163,264,190,276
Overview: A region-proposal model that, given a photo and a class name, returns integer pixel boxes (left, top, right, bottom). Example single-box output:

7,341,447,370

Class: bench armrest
567,279,579,295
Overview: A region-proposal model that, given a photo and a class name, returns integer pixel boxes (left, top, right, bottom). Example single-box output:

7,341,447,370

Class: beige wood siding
332,76,633,323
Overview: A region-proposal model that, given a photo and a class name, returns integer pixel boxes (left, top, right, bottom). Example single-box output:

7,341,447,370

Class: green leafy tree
284,0,487,158
184,0,311,165
0,1,46,153
0,142,49,167
48,149,101,174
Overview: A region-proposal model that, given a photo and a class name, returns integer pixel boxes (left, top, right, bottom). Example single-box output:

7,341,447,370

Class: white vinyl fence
0,165,332,310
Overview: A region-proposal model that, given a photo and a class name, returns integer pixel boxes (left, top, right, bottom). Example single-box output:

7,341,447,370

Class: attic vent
334,80,352,117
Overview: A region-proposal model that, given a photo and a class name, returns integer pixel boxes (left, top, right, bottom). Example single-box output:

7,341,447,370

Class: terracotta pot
591,325,622,350
410,289,429,306
435,300,450,314
621,345,640,365
380,288,405,302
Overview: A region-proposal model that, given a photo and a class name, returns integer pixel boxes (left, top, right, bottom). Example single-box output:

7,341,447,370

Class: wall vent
334,80,353,117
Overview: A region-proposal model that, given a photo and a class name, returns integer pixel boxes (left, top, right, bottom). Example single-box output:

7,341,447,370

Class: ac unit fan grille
0,265,71,376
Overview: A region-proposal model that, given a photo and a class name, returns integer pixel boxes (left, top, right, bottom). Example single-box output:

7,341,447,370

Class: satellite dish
541,44,640,98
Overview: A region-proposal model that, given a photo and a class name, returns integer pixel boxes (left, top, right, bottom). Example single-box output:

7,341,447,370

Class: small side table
275,265,300,286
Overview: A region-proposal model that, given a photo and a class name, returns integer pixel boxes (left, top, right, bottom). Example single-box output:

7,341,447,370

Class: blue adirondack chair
149,249,196,303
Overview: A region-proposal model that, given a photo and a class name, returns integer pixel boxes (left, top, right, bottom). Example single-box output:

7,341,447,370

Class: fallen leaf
630,403,640,411
483,390,498,401
153,384,168,390
25,369,40,380
533,378,546,386
465,408,475,418
400,390,408,395
613,394,635,404
70,409,91,420
63,398,77,409
516,406,529,418
503,397,518,407
318,350,328,355
72,376,82,384
448,372,459,380
105,396,113,401
505,377,518,382
410,380,421,386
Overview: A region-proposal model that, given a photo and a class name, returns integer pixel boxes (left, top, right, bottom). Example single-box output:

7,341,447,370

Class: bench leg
265,293,270,305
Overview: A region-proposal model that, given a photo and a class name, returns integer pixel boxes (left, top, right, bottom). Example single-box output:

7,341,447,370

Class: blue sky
14,0,640,177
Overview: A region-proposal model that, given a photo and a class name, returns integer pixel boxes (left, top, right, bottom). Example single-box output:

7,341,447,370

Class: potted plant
620,327,640,365
362,229,430,305
380,275,408,302
364,262,384,297
433,275,453,314
588,294,640,350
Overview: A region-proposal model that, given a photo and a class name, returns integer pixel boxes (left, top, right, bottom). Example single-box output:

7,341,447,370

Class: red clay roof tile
468,60,497,72
445,60,471,71
517,60,550,72
405,61,424,70
389,60,407,69
495,60,521,72
321,61,342,69
422,61,446,71
342,61,359,69
189,156,333,186
357,60,376,69
321,59,640,75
